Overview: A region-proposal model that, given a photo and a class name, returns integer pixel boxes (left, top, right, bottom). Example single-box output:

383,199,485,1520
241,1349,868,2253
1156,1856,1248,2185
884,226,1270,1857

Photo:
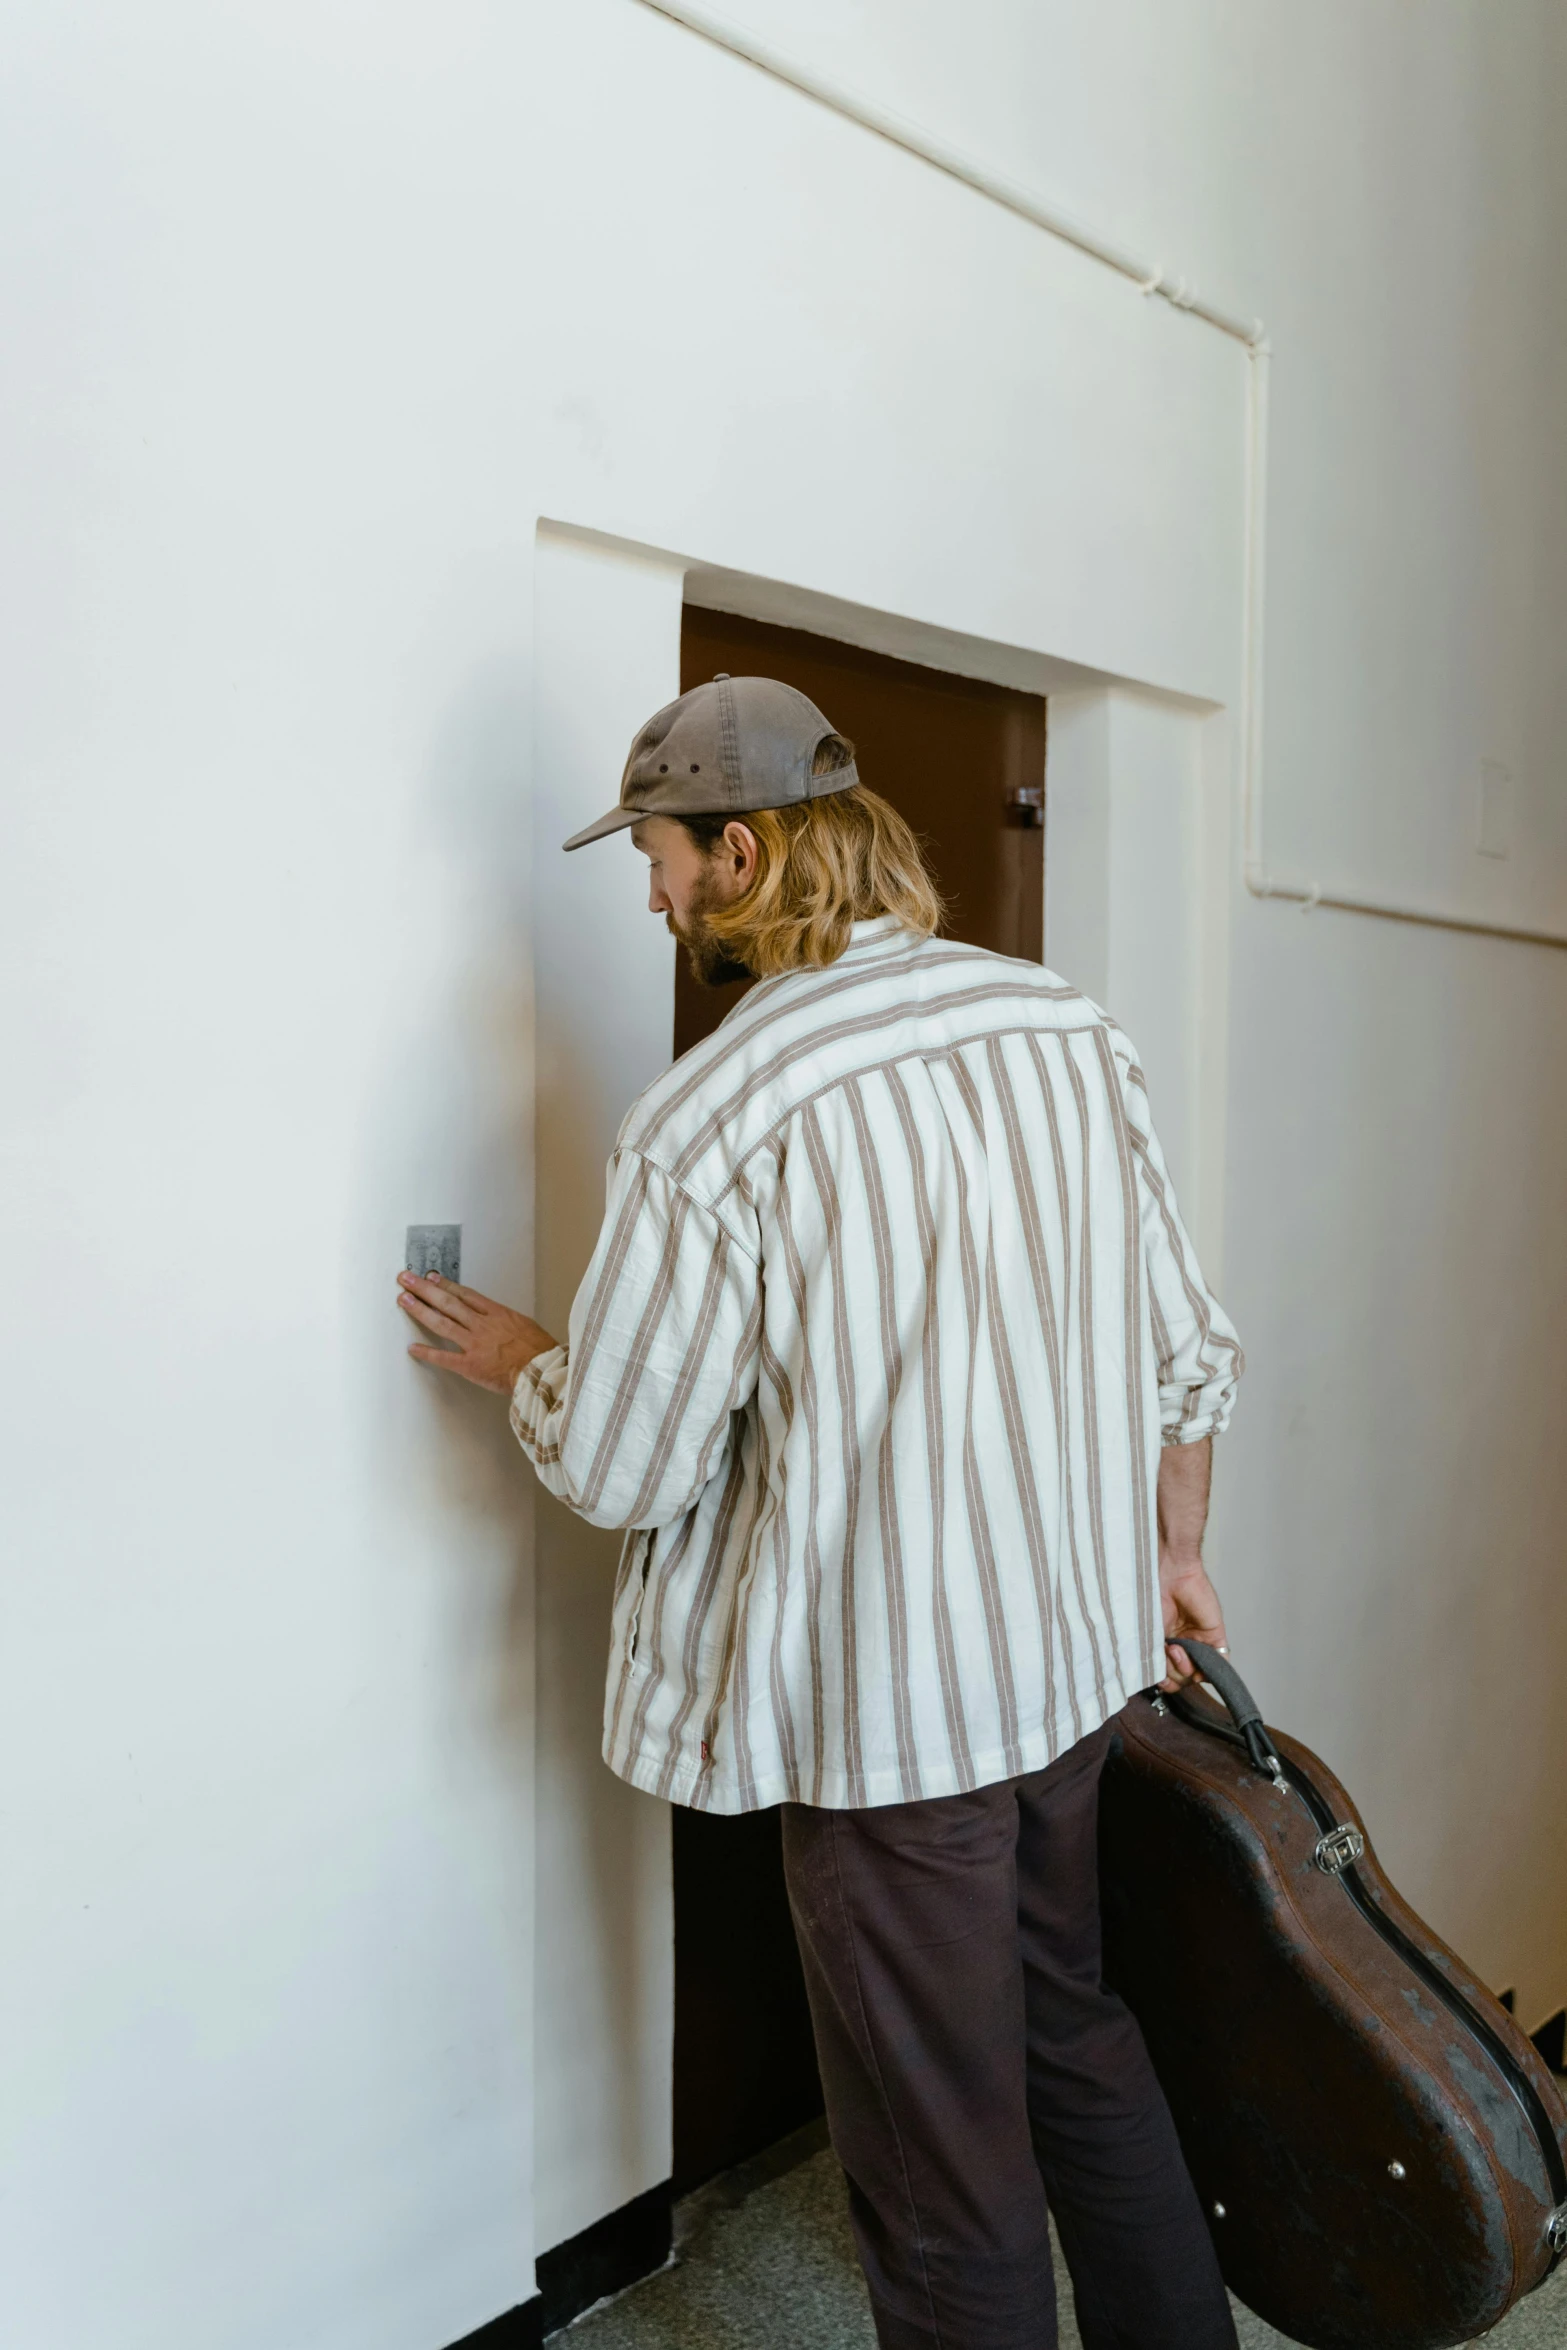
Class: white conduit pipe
632,0,1567,952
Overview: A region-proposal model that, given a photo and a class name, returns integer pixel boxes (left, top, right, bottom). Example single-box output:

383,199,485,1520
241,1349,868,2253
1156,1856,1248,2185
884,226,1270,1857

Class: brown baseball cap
561,673,859,850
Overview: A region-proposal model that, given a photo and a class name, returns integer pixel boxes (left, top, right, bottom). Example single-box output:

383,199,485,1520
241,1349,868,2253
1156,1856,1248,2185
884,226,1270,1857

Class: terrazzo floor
552,2120,1567,2350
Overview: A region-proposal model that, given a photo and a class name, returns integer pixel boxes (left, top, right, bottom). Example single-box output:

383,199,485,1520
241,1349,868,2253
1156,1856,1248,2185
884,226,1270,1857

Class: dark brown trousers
780,1724,1238,2350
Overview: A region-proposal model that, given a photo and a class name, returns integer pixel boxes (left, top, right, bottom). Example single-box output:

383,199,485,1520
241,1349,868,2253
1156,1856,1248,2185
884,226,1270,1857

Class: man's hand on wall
396,1272,558,1394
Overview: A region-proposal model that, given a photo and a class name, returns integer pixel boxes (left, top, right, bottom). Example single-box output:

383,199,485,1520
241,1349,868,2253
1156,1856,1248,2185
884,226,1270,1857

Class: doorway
670,602,1048,2193
673,606,1046,1059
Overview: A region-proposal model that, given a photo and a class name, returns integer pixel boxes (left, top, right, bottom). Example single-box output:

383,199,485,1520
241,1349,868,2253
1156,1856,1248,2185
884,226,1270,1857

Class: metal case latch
1314,1824,1366,1875
1547,2204,1567,2254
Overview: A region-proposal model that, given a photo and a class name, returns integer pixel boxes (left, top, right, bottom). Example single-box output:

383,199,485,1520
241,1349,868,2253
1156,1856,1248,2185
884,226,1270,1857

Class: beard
667,868,753,988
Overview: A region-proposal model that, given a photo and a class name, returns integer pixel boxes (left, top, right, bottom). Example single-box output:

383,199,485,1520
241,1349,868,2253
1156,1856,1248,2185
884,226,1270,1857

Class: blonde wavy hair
681,746,944,977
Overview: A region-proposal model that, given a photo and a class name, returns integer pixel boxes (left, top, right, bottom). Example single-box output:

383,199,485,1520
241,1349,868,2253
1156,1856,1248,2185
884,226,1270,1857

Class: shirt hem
603,1655,1160,1815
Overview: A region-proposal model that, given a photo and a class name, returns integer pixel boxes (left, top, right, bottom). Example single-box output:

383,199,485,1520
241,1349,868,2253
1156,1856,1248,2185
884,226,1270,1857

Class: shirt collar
842,916,910,954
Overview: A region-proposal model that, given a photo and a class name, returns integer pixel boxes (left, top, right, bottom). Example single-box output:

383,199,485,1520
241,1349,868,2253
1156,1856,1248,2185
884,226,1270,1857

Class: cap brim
561,804,640,852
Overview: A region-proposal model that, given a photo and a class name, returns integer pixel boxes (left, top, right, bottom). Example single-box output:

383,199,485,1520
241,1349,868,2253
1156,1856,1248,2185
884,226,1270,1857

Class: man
396,673,1244,2350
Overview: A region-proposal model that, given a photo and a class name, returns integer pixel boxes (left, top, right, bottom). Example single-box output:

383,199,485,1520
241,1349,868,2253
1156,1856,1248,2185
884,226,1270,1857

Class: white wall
1,11,547,2347
3,4,1565,2347
1044,688,1224,1258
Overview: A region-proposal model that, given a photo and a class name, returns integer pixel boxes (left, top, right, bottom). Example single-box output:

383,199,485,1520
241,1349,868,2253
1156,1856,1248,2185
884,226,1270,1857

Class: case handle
1174,1638,1288,1787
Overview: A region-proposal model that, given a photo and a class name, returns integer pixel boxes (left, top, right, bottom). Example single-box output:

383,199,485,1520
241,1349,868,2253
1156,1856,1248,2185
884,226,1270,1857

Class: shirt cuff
1159,1386,1236,1445
510,1343,568,1437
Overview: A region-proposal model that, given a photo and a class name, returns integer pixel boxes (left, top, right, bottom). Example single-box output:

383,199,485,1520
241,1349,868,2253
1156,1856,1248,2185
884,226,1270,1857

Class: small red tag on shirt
700,1741,711,1762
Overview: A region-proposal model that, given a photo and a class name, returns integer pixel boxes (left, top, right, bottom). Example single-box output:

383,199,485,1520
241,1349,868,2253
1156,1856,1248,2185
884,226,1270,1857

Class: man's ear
721,821,760,890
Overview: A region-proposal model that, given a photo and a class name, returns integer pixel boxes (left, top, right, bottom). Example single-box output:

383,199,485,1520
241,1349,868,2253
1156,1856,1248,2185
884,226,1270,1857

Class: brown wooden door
673,607,1045,1058
670,605,1046,2193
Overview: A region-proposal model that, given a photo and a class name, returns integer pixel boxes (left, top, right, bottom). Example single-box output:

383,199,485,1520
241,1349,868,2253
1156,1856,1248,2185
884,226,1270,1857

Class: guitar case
1097,1640,1567,2350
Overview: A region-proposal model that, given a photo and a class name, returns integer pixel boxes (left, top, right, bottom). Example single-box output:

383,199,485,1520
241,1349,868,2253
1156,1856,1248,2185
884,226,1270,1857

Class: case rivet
1388,2162,1406,2181
1212,2202,1227,2219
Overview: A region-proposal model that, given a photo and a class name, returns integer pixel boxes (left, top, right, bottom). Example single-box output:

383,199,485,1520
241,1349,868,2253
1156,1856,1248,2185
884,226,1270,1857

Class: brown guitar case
1098,1641,1567,2350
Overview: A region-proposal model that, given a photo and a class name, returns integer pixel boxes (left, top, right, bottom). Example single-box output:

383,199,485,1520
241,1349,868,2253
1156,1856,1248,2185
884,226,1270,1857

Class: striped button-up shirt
511,917,1242,1814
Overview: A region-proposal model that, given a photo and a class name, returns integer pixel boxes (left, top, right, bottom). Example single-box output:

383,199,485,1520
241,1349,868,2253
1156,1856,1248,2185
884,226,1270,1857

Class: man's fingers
408,1342,479,1377
434,1278,492,1311
398,1293,471,1343
1159,1621,1230,1694
397,1272,480,1326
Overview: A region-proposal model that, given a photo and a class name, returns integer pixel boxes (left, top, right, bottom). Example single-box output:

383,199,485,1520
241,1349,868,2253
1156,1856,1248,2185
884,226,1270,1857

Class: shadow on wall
352,611,674,2251
353,646,538,1757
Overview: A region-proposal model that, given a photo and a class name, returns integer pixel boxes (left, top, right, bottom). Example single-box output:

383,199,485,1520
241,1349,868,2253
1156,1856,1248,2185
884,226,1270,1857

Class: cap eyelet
658,764,668,774
690,764,700,773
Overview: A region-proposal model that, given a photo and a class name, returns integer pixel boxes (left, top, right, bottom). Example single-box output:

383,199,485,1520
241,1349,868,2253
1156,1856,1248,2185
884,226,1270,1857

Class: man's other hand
1159,1561,1229,1692
1155,1433,1227,1691
396,1272,558,1394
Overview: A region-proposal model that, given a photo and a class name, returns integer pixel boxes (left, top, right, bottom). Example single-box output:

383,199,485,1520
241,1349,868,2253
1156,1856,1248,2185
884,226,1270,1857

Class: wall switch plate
1477,760,1512,859
406,1224,461,1282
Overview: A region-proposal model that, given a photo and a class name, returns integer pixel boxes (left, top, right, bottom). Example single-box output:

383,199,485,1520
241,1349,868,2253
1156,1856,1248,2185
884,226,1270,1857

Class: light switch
1477,761,1512,859
406,1224,461,1282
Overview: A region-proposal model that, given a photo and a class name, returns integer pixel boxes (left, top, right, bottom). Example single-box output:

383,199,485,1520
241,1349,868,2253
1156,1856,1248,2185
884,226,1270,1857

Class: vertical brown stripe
552,1157,659,1463
843,1074,922,1800
695,1434,772,1811
618,1511,700,1764
800,1100,867,1804
928,1058,1023,1771
1121,1060,1241,1398
728,1570,758,1811
1092,1025,1158,1669
775,1157,829,1803
575,1182,697,1511
605,1528,653,1761
978,1035,1064,1747
1127,1128,1242,1402
739,1132,806,1793
619,1230,745,1525
656,1438,752,1802
721,1314,787,1810
948,1049,987,1139
1022,1032,1101,1731
621,1276,763,1772
573,1155,655,1347
980,1244,1060,1755
885,1063,974,1790
1059,1035,1128,1699
757,1326,804,1791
